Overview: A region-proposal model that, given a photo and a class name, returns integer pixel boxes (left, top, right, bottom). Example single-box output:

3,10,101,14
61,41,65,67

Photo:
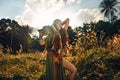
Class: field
0,39,120,80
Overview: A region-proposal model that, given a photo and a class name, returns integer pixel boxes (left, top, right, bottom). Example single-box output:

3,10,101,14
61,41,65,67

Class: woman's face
56,21,62,30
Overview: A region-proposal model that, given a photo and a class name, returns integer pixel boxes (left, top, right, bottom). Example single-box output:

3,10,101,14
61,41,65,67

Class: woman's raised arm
62,18,69,31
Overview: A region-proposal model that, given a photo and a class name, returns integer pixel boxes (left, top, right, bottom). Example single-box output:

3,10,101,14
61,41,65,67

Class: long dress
46,53,54,80
44,26,65,80
46,50,65,80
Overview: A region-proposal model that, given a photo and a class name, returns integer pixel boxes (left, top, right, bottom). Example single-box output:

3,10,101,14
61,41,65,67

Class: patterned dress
42,26,65,80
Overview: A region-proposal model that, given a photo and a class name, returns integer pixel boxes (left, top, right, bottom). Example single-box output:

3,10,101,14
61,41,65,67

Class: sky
0,0,104,29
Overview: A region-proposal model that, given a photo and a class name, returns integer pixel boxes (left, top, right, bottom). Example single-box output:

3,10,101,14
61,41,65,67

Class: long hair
52,19,68,48
59,28,68,47
52,19,62,51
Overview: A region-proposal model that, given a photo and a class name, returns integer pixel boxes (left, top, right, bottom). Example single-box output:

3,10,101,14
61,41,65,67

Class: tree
99,0,120,22
0,18,32,54
67,26,78,45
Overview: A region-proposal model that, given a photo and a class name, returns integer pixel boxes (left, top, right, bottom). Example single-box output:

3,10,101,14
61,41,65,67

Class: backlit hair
52,19,61,27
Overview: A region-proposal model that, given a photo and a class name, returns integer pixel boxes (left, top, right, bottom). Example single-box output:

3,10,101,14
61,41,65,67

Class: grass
0,51,46,80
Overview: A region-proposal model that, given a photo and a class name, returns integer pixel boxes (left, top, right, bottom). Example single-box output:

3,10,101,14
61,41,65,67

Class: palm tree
99,0,120,22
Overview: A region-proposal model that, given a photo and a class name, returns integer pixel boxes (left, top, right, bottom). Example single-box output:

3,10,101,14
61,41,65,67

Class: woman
39,25,64,80
39,18,77,80
53,18,77,80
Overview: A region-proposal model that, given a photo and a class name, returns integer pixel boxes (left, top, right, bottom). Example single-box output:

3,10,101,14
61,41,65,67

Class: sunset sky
0,0,104,29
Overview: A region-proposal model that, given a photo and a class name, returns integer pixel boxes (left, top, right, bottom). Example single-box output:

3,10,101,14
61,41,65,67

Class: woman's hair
59,28,68,47
52,19,61,27
52,19,68,48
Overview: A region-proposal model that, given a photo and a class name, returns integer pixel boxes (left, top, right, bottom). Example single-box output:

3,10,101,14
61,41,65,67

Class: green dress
42,26,65,80
46,54,54,80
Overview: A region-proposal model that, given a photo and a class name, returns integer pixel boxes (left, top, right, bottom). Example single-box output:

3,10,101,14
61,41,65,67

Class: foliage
99,0,120,22
67,26,78,45
31,37,45,52
0,52,46,80
0,28,120,80
0,18,32,54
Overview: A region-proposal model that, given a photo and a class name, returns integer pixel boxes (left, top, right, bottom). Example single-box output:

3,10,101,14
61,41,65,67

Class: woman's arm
62,18,69,31
62,18,71,54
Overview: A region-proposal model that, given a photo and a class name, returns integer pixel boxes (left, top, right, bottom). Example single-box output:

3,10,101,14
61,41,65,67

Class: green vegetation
0,52,46,80
0,34,120,80
99,0,120,22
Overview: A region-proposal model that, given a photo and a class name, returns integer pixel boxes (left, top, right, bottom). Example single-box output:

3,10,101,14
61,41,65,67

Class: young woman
53,18,77,80
39,18,77,80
